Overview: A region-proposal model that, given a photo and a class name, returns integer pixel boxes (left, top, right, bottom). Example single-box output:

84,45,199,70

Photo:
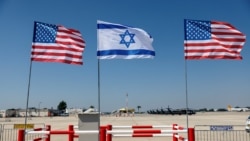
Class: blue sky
0,0,249,112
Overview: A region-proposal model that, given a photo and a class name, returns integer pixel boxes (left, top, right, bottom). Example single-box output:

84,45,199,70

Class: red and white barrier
114,133,173,137
174,134,185,141
112,125,172,129
108,129,187,134
18,124,194,141
104,124,188,141
18,125,97,141
110,129,186,138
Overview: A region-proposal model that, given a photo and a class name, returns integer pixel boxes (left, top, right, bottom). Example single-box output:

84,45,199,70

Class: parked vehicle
246,115,250,133
170,109,196,115
147,107,196,115
59,113,69,116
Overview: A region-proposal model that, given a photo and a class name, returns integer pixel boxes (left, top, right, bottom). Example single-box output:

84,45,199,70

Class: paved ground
1,112,249,141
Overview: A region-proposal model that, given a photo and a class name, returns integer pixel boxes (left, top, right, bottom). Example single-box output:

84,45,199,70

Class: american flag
31,21,85,65
184,19,246,60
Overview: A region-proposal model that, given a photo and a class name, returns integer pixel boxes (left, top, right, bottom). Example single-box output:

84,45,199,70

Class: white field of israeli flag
97,20,155,59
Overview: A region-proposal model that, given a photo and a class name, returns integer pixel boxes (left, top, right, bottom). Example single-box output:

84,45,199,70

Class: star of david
119,30,135,48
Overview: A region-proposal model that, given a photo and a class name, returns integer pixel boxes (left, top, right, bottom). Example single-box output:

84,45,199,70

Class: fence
9,124,250,141
195,125,250,141
0,123,45,141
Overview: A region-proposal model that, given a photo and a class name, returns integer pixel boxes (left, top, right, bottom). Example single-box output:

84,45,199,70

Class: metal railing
195,125,250,141
0,123,45,141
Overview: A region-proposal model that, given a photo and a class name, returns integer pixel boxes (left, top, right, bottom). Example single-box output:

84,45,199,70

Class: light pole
38,102,42,117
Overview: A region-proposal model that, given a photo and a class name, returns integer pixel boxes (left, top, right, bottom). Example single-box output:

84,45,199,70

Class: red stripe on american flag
185,55,242,60
32,45,83,52
211,21,235,29
184,42,243,49
184,49,240,54
31,52,83,59
31,58,83,65
56,36,85,45
212,32,244,36
55,41,85,48
212,38,245,42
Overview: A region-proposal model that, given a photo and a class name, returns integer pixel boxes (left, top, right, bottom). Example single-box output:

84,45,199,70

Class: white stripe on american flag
185,52,241,57
184,45,241,52
185,39,244,45
211,35,245,39
32,43,84,51
57,26,85,47
57,31,83,40
31,55,83,62
31,48,83,56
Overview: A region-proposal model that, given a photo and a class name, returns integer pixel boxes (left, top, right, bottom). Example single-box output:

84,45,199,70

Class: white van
246,115,250,133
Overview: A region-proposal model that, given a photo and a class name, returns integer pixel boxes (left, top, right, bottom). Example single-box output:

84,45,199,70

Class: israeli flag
97,20,155,59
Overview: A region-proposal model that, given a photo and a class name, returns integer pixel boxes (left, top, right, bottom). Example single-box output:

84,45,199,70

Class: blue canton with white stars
185,20,211,40
33,22,58,43
119,30,135,48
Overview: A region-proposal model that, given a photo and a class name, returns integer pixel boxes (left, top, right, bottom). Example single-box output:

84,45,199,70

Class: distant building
67,108,84,114
0,108,85,118
15,108,49,117
227,105,250,112
0,110,6,117
229,107,250,112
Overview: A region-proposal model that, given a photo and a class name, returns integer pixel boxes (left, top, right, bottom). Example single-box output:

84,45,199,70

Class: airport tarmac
1,112,249,141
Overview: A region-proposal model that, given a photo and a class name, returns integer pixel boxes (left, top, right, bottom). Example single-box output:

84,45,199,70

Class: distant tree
90,105,95,109
208,109,214,112
137,106,141,113
198,108,207,112
217,108,227,111
57,100,67,111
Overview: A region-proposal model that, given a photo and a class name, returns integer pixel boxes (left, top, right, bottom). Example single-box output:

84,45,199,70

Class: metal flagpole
97,23,101,141
23,23,37,140
184,59,189,128
97,58,101,140
97,24,101,141
184,23,189,130
24,60,33,140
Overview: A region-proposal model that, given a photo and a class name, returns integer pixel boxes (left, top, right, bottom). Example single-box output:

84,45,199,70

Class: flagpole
184,22,189,129
97,23,101,140
24,60,33,140
97,59,101,139
184,59,189,128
